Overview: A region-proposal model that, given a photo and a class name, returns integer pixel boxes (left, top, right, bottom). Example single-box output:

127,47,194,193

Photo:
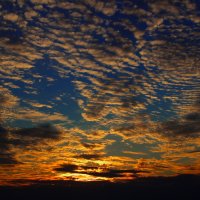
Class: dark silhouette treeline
0,174,199,200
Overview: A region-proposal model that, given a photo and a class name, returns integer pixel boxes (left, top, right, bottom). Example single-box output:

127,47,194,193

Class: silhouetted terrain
0,174,199,200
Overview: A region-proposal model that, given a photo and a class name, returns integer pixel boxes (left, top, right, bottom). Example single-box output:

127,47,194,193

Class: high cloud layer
0,0,200,185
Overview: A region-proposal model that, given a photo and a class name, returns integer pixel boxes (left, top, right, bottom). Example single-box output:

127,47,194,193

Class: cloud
80,77,146,121
54,164,78,173
0,123,63,165
26,101,52,108
13,124,62,139
87,169,141,178
3,13,19,22
0,90,19,164
0,154,19,165
0,87,19,122
159,97,200,139
25,10,38,20
185,112,200,121
0,125,19,165
160,119,200,138
0,88,66,166
74,154,104,160
1,0,199,126
31,0,55,4
149,0,180,15
54,163,142,179
85,0,117,16
14,109,70,123
0,126,9,151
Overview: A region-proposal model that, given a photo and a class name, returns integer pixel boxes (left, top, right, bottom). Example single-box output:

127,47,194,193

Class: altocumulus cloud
54,163,143,179
0,125,19,165
0,123,62,165
159,96,200,139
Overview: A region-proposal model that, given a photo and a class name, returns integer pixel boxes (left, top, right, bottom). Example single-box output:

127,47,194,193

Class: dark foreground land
0,174,199,200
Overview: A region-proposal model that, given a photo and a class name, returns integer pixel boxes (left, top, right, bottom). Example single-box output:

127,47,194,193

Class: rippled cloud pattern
0,0,200,185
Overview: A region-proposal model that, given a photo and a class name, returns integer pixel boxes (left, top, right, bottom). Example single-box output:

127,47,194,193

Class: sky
0,0,200,186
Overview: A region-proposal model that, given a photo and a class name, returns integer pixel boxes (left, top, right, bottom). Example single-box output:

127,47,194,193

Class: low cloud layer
54,163,142,179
